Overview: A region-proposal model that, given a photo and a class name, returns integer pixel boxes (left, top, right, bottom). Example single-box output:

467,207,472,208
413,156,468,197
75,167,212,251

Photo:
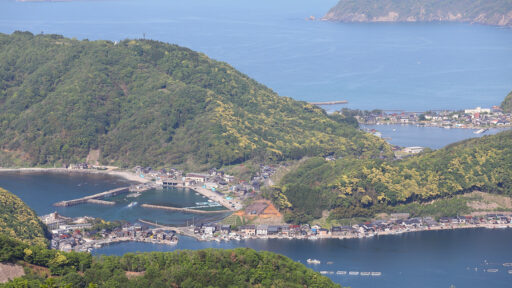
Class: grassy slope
501,91,512,112
0,187,48,246
274,130,512,223
0,32,391,169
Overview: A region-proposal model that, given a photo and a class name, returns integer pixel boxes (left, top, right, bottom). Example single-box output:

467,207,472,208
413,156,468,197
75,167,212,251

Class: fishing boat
508,270,512,274
503,263,512,267
306,259,321,264
127,201,138,208
486,269,499,273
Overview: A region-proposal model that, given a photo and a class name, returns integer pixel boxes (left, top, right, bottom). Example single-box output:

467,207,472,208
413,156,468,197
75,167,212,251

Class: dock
53,187,130,207
309,100,348,105
141,204,229,214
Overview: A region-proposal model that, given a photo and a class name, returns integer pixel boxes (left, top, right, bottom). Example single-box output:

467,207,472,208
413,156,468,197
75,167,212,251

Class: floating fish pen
486,269,499,273
371,272,382,276
336,271,347,275
320,271,328,275
307,259,321,264
349,271,359,276
503,263,512,267
361,272,371,276
508,270,512,274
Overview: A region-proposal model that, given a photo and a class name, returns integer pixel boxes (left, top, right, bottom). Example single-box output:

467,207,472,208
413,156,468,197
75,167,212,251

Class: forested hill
323,0,512,26
0,31,390,169
0,187,48,246
0,236,340,287
502,91,512,112
272,130,512,223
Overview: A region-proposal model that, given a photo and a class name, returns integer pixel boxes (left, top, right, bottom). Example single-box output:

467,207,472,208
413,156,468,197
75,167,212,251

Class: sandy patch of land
0,167,149,183
0,263,25,283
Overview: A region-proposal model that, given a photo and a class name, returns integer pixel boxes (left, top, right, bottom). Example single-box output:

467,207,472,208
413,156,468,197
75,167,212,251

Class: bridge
53,187,130,207
309,100,348,105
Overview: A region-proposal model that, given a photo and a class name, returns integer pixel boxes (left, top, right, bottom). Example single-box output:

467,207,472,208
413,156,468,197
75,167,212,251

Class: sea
2,0,512,287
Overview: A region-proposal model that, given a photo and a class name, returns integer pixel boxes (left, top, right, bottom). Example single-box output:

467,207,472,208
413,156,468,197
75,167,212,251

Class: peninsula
323,0,512,26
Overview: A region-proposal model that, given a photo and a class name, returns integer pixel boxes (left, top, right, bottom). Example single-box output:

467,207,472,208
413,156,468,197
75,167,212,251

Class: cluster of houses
190,213,512,241
357,106,511,129
41,212,177,252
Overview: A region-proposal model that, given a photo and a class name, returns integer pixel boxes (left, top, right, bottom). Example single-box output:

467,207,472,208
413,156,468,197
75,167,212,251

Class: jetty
141,204,228,214
53,187,130,207
309,100,348,105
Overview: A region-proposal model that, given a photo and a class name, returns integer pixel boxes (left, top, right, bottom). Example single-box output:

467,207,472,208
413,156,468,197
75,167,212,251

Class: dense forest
323,0,512,26
0,187,49,246
271,130,512,223
502,91,512,112
0,236,340,288
0,31,390,169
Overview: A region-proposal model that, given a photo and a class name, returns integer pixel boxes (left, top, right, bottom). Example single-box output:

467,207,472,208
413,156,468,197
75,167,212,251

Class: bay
363,124,511,149
1,0,511,111
94,229,512,288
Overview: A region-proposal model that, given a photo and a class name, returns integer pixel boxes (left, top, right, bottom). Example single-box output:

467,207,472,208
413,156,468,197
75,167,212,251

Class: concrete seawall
54,187,130,207
141,204,229,214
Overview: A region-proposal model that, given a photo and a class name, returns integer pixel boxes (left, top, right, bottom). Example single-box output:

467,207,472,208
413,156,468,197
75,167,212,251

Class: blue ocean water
1,0,511,111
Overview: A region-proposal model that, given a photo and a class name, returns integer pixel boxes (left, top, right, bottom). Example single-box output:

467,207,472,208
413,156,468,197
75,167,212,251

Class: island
323,0,512,26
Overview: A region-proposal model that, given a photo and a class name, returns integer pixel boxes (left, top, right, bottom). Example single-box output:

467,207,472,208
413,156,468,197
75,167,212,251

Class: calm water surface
1,0,511,111
363,125,511,149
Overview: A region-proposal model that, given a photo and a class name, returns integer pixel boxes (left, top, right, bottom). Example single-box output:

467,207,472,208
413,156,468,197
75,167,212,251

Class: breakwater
141,203,228,214
53,187,130,207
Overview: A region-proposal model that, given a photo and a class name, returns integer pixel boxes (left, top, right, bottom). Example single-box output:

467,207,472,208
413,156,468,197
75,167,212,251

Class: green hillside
0,31,390,169
502,91,512,113
0,187,48,246
0,236,340,288
323,0,512,26
272,130,512,223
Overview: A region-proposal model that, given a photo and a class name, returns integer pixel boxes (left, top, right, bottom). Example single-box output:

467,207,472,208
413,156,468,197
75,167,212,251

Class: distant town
355,106,511,129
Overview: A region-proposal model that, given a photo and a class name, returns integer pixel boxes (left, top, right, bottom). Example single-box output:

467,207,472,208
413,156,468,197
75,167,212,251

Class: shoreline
0,167,149,184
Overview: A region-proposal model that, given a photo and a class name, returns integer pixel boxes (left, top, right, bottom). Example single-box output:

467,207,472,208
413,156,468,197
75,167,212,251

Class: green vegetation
324,0,512,26
501,90,512,113
0,187,49,246
271,130,512,223
0,235,340,288
0,31,390,169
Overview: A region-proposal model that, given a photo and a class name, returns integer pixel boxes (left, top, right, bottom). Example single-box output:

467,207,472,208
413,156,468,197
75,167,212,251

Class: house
402,147,424,154
220,225,231,235
185,173,209,183
239,225,256,236
318,228,329,237
256,225,268,236
267,226,280,235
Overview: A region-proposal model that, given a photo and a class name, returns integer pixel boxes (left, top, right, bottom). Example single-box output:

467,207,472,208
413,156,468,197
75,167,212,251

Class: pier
141,204,229,214
53,187,130,207
309,100,348,105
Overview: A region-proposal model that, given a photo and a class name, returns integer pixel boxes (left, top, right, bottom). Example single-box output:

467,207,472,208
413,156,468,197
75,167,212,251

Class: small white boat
474,128,488,134
336,271,347,275
307,259,321,264
127,201,138,208
486,269,499,273
508,270,512,274
349,271,359,276
503,263,512,267
320,271,328,275
371,272,382,276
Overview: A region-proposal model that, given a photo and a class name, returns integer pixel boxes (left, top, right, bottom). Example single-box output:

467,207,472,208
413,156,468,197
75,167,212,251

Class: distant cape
323,0,512,27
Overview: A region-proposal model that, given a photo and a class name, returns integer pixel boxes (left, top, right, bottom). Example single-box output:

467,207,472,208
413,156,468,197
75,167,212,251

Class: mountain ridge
0,31,391,169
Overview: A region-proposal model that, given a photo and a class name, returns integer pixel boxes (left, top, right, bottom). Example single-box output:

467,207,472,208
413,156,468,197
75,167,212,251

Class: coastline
0,167,149,184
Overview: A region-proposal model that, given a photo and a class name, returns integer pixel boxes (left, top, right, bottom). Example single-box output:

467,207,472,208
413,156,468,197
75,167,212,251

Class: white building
464,107,491,115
